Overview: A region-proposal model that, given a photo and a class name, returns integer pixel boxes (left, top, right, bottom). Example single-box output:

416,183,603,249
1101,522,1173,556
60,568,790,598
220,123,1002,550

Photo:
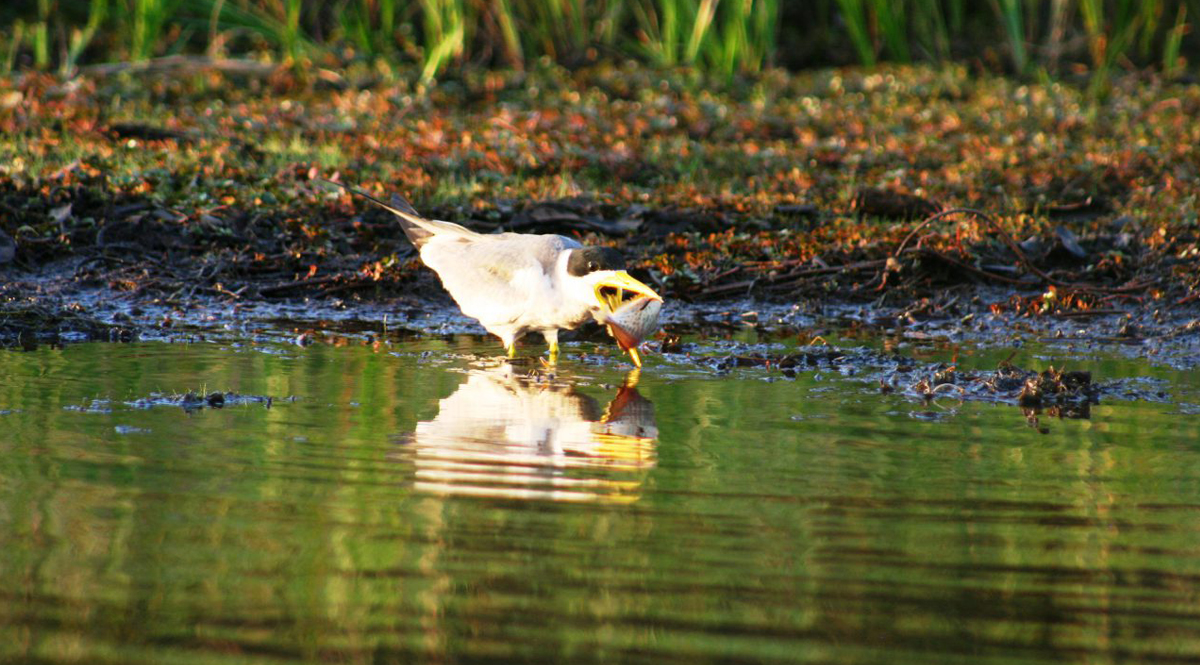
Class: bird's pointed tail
320,178,433,248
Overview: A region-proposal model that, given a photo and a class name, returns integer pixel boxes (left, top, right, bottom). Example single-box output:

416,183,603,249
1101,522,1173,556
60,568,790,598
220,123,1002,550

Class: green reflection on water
1,339,1199,664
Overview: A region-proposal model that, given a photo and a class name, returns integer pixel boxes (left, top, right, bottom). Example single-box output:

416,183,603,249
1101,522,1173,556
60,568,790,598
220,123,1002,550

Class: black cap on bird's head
567,247,626,277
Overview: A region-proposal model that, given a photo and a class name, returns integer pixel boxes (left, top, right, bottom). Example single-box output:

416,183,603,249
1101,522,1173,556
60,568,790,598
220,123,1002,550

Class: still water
2,334,1199,664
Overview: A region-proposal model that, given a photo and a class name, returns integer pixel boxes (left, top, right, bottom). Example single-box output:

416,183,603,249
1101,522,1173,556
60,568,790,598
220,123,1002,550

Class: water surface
2,335,1199,664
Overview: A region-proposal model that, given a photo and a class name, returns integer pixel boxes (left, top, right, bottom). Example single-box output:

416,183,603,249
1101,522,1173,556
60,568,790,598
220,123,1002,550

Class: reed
418,0,469,82
194,0,313,61
497,0,616,66
832,0,875,66
2,0,1196,83
64,0,108,74
3,21,24,75
282,0,302,62
34,0,51,69
630,0,777,75
869,0,909,63
1163,3,1188,77
1078,0,1162,96
711,0,778,75
994,0,1028,73
130,0,175,61
910,0,952,61
493,0,522,68
340,0,388,56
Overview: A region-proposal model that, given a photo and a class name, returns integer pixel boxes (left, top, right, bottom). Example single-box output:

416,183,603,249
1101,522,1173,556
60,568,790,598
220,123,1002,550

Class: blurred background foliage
1,0,1198,83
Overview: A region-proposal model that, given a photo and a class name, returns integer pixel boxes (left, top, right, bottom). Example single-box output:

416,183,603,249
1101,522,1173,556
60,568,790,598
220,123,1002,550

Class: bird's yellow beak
594,271,662,315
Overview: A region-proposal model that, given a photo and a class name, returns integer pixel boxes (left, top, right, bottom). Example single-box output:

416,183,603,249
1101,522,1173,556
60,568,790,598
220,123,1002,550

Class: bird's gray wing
420,233,580,328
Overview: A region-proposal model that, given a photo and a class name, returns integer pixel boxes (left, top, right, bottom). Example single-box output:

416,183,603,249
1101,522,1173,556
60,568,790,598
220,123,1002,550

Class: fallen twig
258,274,346,296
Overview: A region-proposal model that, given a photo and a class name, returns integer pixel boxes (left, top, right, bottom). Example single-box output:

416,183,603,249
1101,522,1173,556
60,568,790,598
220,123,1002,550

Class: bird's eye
588,262,598,272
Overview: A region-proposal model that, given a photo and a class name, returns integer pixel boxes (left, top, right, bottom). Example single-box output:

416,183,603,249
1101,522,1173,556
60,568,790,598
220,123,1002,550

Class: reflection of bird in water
325,181,662,366
396,365,656,503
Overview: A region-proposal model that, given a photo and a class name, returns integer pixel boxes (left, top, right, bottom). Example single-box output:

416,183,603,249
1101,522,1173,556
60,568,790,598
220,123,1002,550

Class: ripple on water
0,337,1198,665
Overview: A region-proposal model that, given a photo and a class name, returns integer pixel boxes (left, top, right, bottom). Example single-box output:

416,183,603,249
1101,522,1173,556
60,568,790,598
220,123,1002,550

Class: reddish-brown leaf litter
1,63,1198,345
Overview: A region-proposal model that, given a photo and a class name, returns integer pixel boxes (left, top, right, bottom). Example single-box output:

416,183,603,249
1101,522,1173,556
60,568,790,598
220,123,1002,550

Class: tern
327,182,662,366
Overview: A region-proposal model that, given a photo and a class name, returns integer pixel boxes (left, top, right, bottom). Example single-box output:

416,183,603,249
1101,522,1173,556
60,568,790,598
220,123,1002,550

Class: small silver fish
603,295,662,365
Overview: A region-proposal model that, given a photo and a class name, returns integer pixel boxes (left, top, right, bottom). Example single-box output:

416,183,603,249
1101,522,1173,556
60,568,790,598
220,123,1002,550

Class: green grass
1163,3,1188,77
0,0,1197,82
833,0,875,67
994,0,1027,73
131,0,176,61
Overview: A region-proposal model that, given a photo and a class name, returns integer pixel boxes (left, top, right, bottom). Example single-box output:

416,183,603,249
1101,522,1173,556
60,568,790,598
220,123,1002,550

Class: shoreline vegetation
3,1,1199,83
1,2,1199,345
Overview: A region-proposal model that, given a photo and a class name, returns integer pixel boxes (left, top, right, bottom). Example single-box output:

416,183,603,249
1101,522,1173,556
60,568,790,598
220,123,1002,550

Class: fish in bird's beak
592,271,663,367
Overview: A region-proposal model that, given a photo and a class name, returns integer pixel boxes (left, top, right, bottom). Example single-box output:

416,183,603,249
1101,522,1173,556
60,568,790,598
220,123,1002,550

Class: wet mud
4,259,1196,431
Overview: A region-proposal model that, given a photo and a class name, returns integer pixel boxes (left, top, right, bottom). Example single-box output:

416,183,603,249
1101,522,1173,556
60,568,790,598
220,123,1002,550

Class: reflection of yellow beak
593,271,663,314
622,368,641,389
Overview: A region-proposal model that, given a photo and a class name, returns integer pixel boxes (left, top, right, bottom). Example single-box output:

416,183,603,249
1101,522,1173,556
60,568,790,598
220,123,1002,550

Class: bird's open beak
593,271,662,315
594,271,662,368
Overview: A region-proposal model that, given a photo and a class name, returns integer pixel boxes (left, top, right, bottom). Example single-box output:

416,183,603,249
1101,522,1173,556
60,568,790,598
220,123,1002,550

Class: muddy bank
4,180,1188,308
3,258,1198,368
3,64,1200,364
6,276,1194,435
4,254,1198,430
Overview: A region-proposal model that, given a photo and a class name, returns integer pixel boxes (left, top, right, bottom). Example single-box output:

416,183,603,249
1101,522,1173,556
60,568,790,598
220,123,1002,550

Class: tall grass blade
380,0,395,46
595,1,624,47
207,0,225,56
994,0,1027,73
4,20,25,76
1043,0,1069,73
34,0,50,69
911,0,950,61
65,0,108,75
283,0,302,63
868,0,909,62
631,0,701,67
1080,0,1145,97
131,0,177,61
684,0,718,65
1137,0,1163,59
712,0,778,76
419,0,468,83
493,0,522,68
711,0,742,77
662,0,678,65
834,0,875,66
947,0,964,34
191,0,311,60
1162,3,1187,78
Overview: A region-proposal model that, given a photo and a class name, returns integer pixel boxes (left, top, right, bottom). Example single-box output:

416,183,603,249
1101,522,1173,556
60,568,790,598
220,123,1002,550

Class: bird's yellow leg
627,347,643,368
548,340,560,364
506,343,516,358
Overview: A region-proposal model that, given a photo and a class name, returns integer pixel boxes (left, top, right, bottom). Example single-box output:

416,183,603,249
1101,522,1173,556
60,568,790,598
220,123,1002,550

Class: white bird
328,182,662,365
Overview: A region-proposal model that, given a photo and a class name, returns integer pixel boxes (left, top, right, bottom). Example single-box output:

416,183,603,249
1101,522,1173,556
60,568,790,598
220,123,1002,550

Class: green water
2,337,1199,664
